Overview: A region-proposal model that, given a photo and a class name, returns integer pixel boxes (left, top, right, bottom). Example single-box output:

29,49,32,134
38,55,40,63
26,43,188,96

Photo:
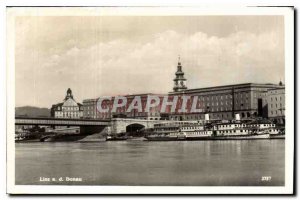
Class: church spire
173,56,187,92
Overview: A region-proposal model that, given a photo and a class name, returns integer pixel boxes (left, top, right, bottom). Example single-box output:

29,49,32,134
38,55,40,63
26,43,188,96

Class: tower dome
65,88,74,100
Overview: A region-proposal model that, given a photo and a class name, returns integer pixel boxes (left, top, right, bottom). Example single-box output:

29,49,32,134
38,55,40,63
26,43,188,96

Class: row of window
269,90,284,94
270,103,284,108
171,112,254,121
196,93,250,101
83,93,251,109
55,111,82,118
270,110,284,115
270,96,283,102
182,127,204,130
57,106,80,111
218,124,247,128
204,106,249,112
186,132,211,135
218,130,247,133
85,106,95,111
217,123,274,129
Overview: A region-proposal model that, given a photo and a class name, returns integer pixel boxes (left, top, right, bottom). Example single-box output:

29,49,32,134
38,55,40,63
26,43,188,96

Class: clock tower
173,56,187,92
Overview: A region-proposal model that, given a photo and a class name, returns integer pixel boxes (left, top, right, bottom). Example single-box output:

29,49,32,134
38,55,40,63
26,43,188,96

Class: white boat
145,119,283,141
210,121,282,140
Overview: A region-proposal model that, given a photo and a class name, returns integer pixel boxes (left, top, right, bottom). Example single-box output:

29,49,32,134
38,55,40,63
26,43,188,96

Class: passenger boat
145,121,208,141
145,119,283,141
209,120,280,140
15,131,41,142
180,123,213,140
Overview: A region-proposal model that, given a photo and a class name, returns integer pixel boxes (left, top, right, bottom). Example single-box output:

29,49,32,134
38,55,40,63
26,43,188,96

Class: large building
168,83,284,121
51,88,83,118
83,93,164,120
82,59,285,122
168,59,284,121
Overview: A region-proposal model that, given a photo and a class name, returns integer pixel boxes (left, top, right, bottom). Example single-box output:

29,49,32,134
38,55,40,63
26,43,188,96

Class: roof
169,83,284,95
267,87,285,91
51,103,63,108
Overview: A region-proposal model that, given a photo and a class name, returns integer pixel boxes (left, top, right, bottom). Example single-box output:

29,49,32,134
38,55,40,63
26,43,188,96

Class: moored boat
145,119,283,141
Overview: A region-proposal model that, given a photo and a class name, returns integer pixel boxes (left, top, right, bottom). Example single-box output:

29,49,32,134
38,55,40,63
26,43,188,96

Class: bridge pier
109,118,164,135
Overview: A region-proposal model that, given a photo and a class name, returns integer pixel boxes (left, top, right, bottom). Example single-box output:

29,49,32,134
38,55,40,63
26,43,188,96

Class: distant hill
15,106,51,117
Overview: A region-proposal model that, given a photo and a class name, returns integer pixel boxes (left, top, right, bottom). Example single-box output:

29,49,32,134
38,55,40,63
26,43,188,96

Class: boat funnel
235,113,240,121
205,113,210,121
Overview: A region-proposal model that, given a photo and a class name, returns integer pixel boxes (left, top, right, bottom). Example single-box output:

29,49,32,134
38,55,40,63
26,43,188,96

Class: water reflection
15,140,285,186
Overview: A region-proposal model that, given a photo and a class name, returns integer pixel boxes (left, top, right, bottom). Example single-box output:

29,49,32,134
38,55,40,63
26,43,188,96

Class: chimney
235,113,240,121
205,113,210,121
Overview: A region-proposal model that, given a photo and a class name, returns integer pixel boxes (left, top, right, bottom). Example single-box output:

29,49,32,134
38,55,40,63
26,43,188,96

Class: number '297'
261,176,271,181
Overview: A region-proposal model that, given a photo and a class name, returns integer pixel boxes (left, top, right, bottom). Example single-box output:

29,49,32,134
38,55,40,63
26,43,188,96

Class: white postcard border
6,6,294,194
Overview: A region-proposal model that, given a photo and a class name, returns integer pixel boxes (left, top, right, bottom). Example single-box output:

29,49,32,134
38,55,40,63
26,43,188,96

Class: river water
15,140,285,186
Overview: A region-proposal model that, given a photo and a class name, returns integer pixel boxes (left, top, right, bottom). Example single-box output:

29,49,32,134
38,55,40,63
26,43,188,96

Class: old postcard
6,6,294,194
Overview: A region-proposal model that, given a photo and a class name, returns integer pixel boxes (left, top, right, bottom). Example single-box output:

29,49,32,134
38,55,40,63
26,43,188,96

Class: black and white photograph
5,6,294,194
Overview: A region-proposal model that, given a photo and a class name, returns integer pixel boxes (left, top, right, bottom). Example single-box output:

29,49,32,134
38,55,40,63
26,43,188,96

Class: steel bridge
15,117,110,126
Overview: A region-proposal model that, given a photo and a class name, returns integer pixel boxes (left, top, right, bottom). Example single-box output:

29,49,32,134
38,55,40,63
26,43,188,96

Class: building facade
265,87,285,124
168,83,284,121
51,88,83,118
83,93,164,120
82,59,285,122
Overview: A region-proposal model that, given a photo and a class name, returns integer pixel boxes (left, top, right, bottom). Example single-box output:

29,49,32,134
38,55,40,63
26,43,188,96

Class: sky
15,15,284,108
